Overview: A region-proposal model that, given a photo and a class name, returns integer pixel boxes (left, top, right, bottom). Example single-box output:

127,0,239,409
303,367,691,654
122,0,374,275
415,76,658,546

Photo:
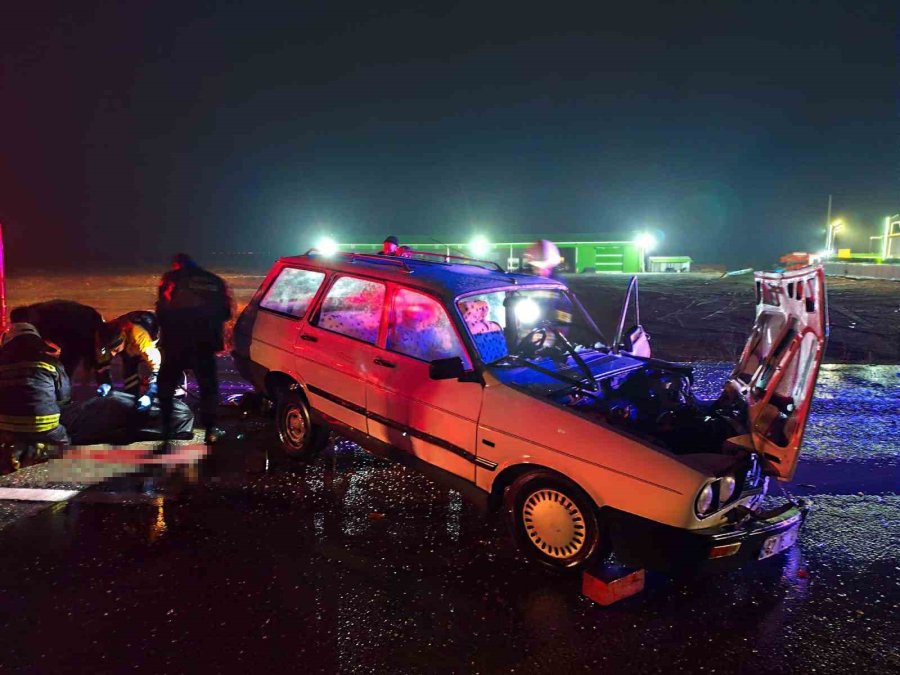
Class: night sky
1,0,896,269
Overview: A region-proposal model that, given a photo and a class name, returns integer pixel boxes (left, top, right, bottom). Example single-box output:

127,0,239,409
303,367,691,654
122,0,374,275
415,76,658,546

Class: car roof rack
303,248,505,273
401,249,505,272
305,249,413,272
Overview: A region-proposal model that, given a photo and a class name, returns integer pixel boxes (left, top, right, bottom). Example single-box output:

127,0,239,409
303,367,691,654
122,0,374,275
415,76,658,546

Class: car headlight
695,483,715,517
719,476,736,503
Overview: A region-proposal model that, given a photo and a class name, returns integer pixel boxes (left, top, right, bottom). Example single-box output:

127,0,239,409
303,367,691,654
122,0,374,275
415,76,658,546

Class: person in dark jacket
156,254,232,448
10,300,104,378
0,323,71,470
95,310,162,411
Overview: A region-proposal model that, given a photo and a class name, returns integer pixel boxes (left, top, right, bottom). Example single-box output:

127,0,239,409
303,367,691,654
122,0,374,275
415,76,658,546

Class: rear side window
260,267,325,318
387,288,465,362
316,276,385,344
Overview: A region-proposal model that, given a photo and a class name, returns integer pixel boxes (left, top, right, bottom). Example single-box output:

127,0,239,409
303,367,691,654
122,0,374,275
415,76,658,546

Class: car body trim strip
306,384,494,469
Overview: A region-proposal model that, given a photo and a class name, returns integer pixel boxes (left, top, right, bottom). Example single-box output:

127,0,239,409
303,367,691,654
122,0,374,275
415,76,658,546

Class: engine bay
557,361,750,456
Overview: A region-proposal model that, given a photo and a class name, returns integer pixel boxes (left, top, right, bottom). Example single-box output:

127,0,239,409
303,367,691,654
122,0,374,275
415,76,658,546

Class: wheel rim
284,406,307,446
522,488,586,559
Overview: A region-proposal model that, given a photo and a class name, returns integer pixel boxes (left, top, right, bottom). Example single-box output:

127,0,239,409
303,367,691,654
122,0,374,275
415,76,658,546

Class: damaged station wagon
233,250,827,572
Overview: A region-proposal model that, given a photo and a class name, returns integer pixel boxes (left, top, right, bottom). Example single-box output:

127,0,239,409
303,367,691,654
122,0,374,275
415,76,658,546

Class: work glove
97,383,112,397
135,394,152,412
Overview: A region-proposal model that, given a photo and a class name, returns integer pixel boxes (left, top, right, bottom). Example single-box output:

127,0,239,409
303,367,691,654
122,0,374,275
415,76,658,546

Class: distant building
342,234,649,273
648,256,692,273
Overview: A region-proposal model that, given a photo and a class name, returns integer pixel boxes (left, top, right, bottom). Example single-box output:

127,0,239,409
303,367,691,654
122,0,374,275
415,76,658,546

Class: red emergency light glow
708,542,742,559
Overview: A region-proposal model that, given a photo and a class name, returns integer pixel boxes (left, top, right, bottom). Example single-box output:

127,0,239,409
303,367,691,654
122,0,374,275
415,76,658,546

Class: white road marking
0,487,81,502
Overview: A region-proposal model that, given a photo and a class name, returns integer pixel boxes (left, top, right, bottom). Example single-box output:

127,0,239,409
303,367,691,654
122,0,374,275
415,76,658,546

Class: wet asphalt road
0,363,897,674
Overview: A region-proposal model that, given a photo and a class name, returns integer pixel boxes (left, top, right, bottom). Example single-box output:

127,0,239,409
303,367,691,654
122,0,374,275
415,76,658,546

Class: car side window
387,288,466,363
315,276,386,344
259,267,325,318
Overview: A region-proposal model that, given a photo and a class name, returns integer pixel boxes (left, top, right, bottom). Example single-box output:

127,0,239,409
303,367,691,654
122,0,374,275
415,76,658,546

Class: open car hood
725,267,828,481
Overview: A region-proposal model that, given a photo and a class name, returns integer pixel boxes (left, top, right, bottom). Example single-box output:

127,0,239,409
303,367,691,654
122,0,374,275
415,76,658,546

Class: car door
249,265,327,374
724,266,828,480
366,286,483,482
296,274,388,432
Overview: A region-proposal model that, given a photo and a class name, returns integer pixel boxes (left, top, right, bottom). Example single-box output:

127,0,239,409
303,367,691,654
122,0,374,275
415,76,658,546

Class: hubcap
522,488,586,559
284,407,307,446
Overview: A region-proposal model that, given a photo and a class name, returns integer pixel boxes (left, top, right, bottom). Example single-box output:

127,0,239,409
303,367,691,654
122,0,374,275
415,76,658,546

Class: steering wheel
515,321,598,391
514,322,551,357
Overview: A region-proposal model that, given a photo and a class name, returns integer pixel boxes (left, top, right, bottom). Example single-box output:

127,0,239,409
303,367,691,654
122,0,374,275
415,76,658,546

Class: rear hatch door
726,267,828,480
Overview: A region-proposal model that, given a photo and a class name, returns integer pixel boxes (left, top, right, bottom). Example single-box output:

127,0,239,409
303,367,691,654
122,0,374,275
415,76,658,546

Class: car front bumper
606,499,811,573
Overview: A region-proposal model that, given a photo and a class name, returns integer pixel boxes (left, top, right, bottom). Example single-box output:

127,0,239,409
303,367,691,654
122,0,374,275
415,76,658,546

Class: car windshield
457,288,606,366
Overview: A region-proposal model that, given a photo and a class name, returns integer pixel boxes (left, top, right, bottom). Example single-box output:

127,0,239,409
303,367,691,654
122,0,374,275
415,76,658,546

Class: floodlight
633,232,657,251
315,236,339,256
468,235,491,258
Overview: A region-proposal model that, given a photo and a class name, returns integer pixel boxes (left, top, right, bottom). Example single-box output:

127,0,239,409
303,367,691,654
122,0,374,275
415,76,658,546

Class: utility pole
825,194,833,251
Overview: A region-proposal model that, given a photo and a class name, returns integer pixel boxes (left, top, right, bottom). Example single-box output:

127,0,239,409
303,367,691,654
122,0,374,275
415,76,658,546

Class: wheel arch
264,370,308,403
488,462,605,515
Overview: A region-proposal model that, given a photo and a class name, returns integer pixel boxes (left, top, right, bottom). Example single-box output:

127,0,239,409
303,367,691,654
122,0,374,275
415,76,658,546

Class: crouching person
0,324,70,472
95,311,161,412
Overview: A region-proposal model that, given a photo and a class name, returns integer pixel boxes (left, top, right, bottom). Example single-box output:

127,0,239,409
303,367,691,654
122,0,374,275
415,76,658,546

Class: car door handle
373,357,396,368
300,334,318,342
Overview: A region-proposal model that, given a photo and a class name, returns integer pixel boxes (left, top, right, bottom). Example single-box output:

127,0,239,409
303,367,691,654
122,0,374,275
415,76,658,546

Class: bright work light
468,235,491,258
315,236,339,256
633,232,657,251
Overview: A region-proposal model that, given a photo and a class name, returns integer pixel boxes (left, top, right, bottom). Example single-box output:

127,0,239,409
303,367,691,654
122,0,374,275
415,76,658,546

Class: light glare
468,235,491,258
514,298,542,325
634,232,657,251
315,236,339,256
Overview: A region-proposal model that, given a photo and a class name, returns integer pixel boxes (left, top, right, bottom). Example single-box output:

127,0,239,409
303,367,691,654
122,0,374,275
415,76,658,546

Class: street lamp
633,232,657,273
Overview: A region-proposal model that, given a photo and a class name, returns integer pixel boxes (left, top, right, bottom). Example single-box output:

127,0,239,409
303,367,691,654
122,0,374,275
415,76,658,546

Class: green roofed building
340,234,644,273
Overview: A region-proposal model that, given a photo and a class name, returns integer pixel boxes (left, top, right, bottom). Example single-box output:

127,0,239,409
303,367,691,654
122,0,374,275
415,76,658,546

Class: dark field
7,269,897,363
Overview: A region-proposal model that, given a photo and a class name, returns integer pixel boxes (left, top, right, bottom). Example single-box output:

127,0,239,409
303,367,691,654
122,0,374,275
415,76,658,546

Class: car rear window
260,267,325,318
387,288,465,362
315,276,386,344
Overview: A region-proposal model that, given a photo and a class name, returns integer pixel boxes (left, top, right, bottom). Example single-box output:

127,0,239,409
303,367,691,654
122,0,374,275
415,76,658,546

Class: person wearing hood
156,253,232,448
0,323,71,469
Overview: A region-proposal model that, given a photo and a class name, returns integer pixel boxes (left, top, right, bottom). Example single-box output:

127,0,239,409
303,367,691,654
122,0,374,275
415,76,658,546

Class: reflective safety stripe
0,413,61,432
0,361,57,374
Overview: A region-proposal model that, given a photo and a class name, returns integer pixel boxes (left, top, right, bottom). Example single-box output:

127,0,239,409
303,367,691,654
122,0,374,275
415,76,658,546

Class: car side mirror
429,356,466,380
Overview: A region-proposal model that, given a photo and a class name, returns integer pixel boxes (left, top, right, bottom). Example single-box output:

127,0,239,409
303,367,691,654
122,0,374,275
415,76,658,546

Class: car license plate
758,523,800,560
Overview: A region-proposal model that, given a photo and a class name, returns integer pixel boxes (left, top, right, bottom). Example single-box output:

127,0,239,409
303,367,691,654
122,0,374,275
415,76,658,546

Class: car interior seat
460,300,508,363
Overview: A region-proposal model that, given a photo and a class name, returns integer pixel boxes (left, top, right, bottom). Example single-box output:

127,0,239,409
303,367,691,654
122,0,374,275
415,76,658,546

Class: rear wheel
505,471,604,571
275,389,330,459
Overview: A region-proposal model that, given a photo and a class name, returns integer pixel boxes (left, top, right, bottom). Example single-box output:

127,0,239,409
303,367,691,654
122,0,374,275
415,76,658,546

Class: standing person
156,254,232,449
95,310,161,411
0,323,70,471
522,239,563,279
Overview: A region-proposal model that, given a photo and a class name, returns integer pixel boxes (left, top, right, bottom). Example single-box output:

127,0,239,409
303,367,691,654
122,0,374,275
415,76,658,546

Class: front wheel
505,472,605,571
275,389,330,460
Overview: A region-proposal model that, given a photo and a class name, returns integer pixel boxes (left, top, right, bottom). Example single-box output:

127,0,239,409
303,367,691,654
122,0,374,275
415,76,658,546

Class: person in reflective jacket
156,253,232,449
95,310,162,412
0,323,71,449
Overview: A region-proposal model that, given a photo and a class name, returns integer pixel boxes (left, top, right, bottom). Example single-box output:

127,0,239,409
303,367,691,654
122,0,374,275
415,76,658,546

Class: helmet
523,239,561,270
1,322,40,347
96,322,126,359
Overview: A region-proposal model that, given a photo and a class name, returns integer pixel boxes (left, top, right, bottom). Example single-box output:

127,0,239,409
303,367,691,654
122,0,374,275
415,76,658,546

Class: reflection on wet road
0,364,897,673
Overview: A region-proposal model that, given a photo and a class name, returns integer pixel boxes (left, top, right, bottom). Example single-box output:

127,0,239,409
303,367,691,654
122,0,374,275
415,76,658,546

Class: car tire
275,389,330,460
505,471,604,571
